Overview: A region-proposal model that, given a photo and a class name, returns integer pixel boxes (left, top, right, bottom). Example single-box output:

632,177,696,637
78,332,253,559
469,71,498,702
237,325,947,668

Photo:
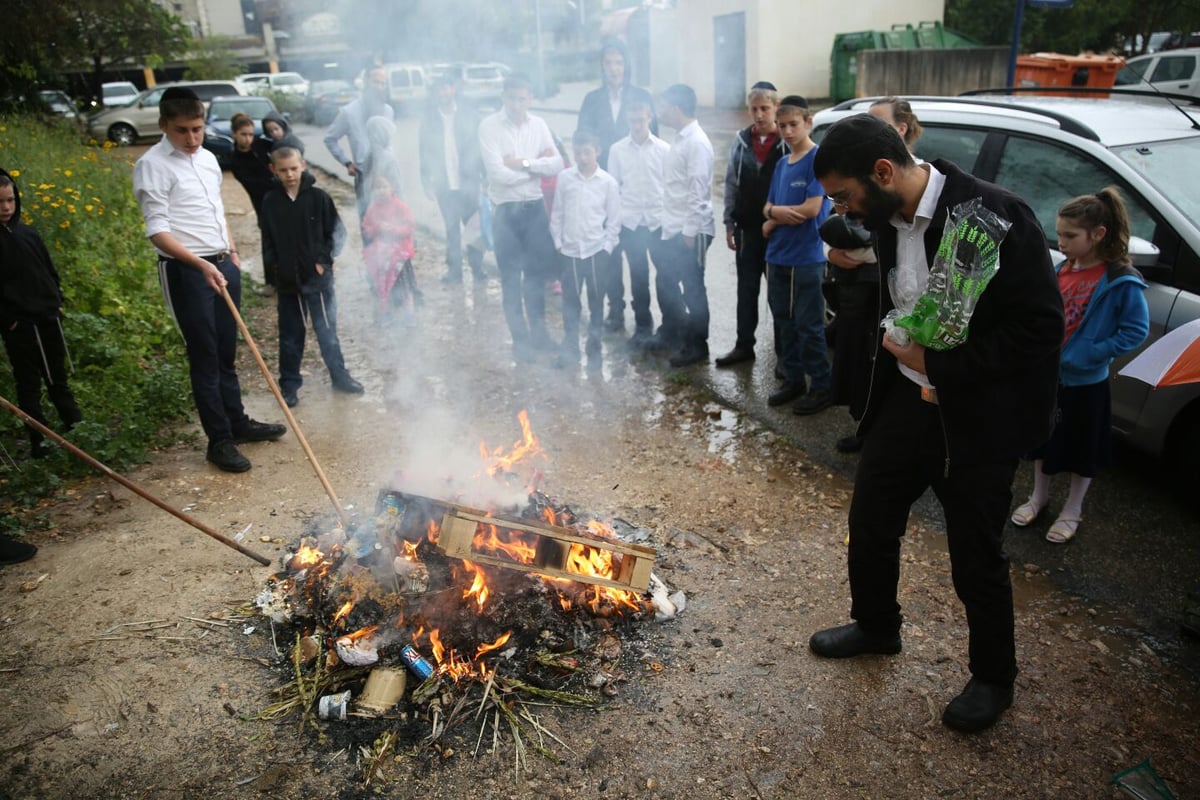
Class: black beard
852,179,904,232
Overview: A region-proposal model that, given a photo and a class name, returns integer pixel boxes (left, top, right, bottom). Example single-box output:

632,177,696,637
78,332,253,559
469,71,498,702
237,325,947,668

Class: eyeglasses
825,190,852,210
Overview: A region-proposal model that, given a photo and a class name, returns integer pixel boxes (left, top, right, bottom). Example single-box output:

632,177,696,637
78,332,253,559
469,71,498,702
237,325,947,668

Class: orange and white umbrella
1118,318,1200,387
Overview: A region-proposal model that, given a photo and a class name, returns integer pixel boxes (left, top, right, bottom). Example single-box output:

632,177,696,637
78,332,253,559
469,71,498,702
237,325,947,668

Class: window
993,135,1158,247
911,126,989,173
391,70,411,88
1114,59,1151,86
1150,55,1196,83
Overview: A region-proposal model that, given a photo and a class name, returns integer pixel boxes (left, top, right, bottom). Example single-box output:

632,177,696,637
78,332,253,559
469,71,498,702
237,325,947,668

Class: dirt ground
1,168,1199,800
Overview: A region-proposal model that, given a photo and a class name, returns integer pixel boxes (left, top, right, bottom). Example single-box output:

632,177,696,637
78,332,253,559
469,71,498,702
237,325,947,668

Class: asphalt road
288,91,1200,665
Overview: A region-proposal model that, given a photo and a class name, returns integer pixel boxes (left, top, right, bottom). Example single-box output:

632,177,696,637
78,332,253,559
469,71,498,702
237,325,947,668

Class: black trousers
830,280,877,420
849,378,1019,686
436,188,478,276
618,226,661,334
277,283,350,396
603,246,624,323
1,317,81,448
492,199,555,348
732,225,779,353
160,256,249,443
560,253,606,357
655,233,711,348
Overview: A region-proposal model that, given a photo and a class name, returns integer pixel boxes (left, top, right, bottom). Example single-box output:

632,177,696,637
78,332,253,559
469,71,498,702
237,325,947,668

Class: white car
813,93,1200,470
1114,48,1200,99
237,71,310,97
101,81,139,107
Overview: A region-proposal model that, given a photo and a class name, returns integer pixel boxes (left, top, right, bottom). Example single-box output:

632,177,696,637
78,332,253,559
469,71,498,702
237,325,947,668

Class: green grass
0,116,192,513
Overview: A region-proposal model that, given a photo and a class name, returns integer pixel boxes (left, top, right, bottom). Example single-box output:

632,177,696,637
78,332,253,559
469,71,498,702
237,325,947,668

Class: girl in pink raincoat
362,173,417,322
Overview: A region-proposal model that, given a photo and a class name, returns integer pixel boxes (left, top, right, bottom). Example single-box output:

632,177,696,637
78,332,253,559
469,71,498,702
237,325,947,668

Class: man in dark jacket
807,114,1064,733
0,167,82,461
419,75,485,283
261,146,361,408
577,38,657,331
716,81,786,367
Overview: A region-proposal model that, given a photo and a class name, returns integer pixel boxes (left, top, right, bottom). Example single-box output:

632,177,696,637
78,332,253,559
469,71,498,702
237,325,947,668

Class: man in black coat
807,114,1064,733
577,38,657,331
419,75,485,283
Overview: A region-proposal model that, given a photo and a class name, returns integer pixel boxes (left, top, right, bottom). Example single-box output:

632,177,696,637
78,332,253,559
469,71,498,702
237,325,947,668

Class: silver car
813,94,1200,470
87,80,245,146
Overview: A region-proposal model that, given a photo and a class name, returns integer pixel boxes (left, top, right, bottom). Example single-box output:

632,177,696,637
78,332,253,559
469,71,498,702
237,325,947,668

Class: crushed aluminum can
318,690,351,721
400,644,435,681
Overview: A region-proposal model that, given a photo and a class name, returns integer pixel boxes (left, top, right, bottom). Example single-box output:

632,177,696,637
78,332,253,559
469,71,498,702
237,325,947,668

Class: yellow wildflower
60,220,70,229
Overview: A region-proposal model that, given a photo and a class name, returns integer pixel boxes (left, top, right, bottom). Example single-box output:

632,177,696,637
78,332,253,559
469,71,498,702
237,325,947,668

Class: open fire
252,412,684,780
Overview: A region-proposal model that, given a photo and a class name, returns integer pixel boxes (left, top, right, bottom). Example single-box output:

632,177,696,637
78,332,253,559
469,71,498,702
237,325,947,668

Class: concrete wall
858,48,1010,98
675,0,946,106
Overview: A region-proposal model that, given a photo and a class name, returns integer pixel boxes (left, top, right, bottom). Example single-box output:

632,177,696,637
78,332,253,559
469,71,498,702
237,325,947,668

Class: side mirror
1128,235,1160,269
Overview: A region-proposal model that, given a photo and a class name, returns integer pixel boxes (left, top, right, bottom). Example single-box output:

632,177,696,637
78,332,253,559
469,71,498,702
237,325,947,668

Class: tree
1,0,190,99
182,36,242,80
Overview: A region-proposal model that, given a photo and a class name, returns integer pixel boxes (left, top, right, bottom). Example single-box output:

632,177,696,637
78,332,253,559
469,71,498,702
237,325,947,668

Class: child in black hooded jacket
0,167,82,459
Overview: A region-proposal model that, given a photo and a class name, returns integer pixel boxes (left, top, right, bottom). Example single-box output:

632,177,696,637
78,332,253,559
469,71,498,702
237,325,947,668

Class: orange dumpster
1014,52,1125,96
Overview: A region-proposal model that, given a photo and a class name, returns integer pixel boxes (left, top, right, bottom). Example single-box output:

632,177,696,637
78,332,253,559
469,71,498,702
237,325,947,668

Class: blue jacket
1058,261,1149,387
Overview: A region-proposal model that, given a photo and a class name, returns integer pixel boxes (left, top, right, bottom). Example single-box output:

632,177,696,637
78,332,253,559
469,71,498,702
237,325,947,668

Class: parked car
1114,48,1200,99
201,95,281,168
427,62,506,110
100,81,140,108
237,71,310,97
303,79,357,125
37,90,81,121
813,93,1200,469
87,80,245,146
380,63,428,111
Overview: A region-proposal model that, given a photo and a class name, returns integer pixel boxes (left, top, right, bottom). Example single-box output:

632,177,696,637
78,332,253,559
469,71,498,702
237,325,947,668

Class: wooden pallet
425,500,655,593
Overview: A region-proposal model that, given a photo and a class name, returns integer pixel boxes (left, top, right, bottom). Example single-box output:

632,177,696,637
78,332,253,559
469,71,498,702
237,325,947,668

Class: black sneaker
768,382,806,407
0,533,37,565
332,376,365,394
207,439,251,473
792,388,833,416
282,391,299,408
605,316,625,334
715,347,755,367
836,434,864,453
669,344,709,368
232,419,287,443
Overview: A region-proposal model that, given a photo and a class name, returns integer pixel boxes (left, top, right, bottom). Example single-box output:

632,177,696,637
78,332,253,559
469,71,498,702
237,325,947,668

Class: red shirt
751,131,780,165
1059,261,1105,345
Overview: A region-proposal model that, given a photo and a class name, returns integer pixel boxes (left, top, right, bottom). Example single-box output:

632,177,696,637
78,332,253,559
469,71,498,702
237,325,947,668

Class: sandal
1010,499,1044,527
1046,516,1081,544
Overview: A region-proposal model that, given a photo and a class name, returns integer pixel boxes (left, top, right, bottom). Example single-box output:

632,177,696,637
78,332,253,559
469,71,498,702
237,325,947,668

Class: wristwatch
521,158,531,170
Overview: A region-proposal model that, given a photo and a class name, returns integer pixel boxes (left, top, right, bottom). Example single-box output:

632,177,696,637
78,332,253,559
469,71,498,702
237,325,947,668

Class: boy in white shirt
549,130,621,371
607,100,670,347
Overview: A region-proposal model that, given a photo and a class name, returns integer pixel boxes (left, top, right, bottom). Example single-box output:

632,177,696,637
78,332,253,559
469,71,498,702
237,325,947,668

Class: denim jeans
767,261,831,390
277,280,351,395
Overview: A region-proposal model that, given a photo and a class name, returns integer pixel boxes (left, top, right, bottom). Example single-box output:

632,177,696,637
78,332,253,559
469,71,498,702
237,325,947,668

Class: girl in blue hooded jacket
1011,187,1149,543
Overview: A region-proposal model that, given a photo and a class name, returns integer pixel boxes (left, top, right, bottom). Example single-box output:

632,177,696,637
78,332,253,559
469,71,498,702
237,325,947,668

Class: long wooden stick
219,286,350,530
0,396,271,566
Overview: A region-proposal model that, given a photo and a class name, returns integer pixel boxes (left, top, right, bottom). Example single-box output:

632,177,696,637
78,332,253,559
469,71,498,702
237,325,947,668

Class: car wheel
108,123,136,146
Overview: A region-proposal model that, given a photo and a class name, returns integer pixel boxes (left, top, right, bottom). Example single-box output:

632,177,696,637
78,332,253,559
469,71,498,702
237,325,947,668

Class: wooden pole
0,396,271,566
218,286,350,530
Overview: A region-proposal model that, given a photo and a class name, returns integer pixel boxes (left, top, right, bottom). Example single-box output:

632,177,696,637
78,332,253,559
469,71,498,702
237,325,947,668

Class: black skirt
1030,380,1111,477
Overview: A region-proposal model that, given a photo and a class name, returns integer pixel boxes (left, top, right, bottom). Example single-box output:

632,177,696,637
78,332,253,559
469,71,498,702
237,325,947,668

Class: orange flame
481,409,544,478
403,540,420,560
344,624,379,642
462,560,490,610
291,545,325,568
473,522,538,564
428,629,475,681
332,600,354,625
426,519,440,545
475,631,512,659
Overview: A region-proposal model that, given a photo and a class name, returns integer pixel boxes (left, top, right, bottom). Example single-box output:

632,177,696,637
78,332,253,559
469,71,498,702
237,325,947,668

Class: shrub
0,116,192,509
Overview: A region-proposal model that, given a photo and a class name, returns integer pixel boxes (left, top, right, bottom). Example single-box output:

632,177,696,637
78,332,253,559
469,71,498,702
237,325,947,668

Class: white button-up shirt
607,132,669,231
660,120,715,239
550,166,622,259
889,162,945,389
132,136,229,256
478,109,564,205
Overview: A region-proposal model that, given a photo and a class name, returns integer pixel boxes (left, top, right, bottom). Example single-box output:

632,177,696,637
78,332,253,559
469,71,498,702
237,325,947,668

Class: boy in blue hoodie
0,168,82,462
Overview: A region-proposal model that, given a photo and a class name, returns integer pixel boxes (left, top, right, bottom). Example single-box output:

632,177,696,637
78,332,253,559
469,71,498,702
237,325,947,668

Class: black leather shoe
793,388,833,416
715,347,755,367
942,678,1014,733
207,439,251,473
809,623,901,658
669,344,709,368
836,434,864,453
774,364,785,382
282,391,299,408
0,533,37,565
605,316,625,334
332,376,365,394
232,419,287,443
768,382,806,407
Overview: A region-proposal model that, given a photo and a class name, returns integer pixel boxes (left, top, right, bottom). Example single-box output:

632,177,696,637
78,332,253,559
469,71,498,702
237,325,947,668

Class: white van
380,63,428,110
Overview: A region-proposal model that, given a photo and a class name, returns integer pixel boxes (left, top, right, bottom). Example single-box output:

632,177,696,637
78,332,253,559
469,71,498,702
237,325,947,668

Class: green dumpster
830,21,982,102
